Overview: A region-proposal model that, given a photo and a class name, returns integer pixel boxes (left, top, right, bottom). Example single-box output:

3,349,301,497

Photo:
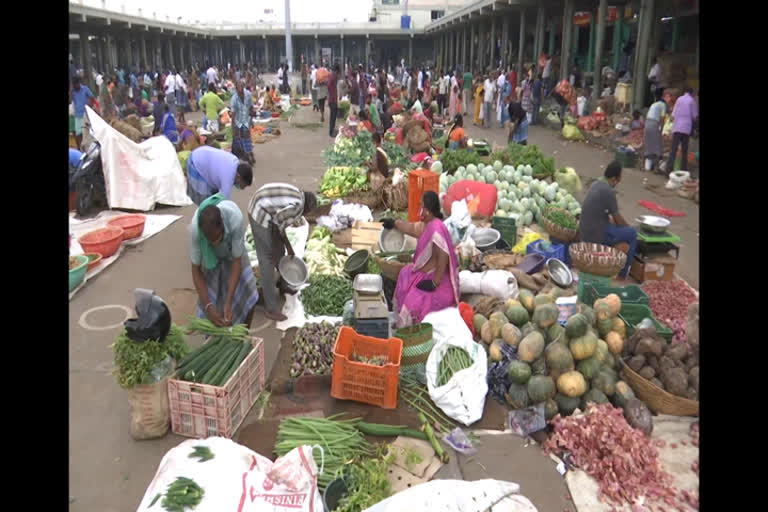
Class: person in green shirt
462,70,473,116
199,85,225,132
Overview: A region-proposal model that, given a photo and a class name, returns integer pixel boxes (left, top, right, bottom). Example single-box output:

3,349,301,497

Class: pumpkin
520,322,539,339
555,393,582,415
473,314,488,334
534,293,555,306
504,298,522,310
594,299,613,321
565,313,590,339
545,342,574,372
594,339,610,365
505,383,529,409
605,332,624,354
611,381,636,408
597,317,614,338
581,388,609,409
544,398,559,421
601,364,618,380
489,312,508,338
519,289,536,314
556,371,588,397
592,370,617,396
612,317,626,339
528,375,556,403
518,331,545,362
533,303,560,329
489,311,507,324
501,323,522,347
547,323,567,345
507,360,532,384
577,304,597,327
531,357,548,376
603,293,622,316
489,339,504,362
576,356,602,379
505,305,530,327
570,331,598,360
480,322,494,344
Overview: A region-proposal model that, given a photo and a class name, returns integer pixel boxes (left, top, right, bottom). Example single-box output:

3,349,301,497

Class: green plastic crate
619,303,673,343
576,272,611,303
492,216,517,247
615,147,637,168
583,283,649,308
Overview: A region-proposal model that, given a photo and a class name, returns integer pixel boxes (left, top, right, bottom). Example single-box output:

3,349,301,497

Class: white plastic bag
422,307,474,348
363,479,538,512
136,438,324,512
317,200,373,233
444,199,472,246
425,328,488,426
459,269,519,300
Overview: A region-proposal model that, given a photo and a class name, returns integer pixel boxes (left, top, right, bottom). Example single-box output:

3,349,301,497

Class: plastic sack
317,200,373,233
443,427,478,455
554,167,583,196
662,116,674,136
128,357,173,440
562,124,585,141
511,232,543,255
137,438,325,512
392,168,406,186
459,270,519,301
443,180,498,218
546,111,560,124
362,479,538,512
458,302,475,337
508,403,547,437
444,199,472,246
425,327,488,426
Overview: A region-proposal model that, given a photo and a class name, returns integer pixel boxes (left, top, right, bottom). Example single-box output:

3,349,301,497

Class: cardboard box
630,254,677,282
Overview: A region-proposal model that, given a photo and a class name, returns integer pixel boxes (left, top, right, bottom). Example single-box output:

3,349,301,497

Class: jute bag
128,377,170,440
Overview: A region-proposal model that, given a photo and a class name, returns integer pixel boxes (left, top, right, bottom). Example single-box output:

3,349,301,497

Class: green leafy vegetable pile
335,451,395,512
438,148,484,174
543,206,578,230
301,275,354,317
323,131,376,168
111,325,190,389
505,143,556,177
319,166,369,198
383,140,409,169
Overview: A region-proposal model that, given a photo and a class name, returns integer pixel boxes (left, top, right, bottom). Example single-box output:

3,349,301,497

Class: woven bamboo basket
540,208,579,242
370,244,411,281
621,360,699,416
569,242,626,277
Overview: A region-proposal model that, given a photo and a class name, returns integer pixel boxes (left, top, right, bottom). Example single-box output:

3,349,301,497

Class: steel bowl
471,228,501,251
353,274,383,294
547,258,573,288
278,256,309,289
635,215,671,233
379,228,407,253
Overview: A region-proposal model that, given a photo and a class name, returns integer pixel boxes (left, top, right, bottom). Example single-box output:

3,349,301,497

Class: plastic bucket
343,250,370,279
323,478,348,512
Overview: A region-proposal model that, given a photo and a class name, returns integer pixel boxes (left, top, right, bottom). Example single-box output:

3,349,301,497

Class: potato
646,354,660,373
659,355,676,373
635,336,663,357
650,377,664,389
662,367,688,397
688,366,699,394
666,342,689,362
685,353,699,371
638,366,656,380
628,354,646,372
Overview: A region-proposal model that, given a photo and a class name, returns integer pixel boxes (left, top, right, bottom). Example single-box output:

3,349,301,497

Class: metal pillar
633,0,654,109
501,17,509,70
560,0,574,81
140,36,147,70
535,6,545,76
95,36,104,73
408,36,413,69
125,35,133,70
477,23,484,72
284,0,293,71
587,14,596,73
265,37,271,70
455,30,460,70
469,25,475,72
549,19,556,56
612,10,624,71
365,35,370,71
340,35,344,68
314,36,320,66
517,10,526,74
462,26,467,71
592,0,607,101
490,17,496,69
105,34,114,70
179,38,186,71
79,30,94,90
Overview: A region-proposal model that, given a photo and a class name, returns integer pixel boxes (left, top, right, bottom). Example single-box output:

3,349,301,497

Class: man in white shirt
647,57,661,106
310,64,319,112
95,72,104,88
483,74,496,129
206,65,217,88
165,71,177,107
418,69,424,92
277,64,284,82
437,72,448,116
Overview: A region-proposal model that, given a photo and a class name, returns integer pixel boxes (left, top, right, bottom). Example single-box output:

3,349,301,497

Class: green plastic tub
619,303,673,343
69,255,89,292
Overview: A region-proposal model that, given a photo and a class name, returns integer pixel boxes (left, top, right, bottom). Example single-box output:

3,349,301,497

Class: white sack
459,270,519,300
86,106,192,211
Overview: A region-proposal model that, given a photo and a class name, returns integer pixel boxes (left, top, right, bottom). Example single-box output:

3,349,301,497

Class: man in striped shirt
248,183,317,321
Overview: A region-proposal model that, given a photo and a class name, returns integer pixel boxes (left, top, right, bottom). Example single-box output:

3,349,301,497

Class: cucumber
209,341,245,386
201,342,241,384
216,341,253,386
176,336,222,368
177,336,222,374
356,422,428,440
186,342,232,382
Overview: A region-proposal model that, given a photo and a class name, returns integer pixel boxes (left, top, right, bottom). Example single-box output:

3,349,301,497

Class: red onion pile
641,281,699,343
545,404,694,510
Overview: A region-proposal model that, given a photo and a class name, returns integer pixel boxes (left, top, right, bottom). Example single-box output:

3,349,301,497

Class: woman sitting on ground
382,191,460,327
446,114,467,149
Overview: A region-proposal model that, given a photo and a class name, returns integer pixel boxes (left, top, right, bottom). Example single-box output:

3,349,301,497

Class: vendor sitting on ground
262,85,275,111
409,89,424,114
382,191,460,328
445,114,467,149
578,161,637,280
160,103,180,146
358,109,375,133
190,195,260,327
247,183,318,321
367,132,390,191
186,145,254,205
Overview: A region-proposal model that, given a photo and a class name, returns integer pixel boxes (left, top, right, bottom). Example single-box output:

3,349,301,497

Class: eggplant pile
290,322,341,378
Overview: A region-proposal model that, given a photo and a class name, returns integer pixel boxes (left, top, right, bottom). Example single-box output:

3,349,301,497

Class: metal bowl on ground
547,258,573,287
278,256,309,289
471,228,501,251
635,215,670,234
379,228,407,253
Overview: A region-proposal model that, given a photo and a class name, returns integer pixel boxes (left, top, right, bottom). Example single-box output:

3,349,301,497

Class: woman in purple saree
383,191,460,328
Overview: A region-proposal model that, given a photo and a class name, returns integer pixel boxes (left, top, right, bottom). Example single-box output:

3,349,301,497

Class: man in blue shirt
70,77,95,147
117,66,125,86
531,74,543,125
69,148,83,169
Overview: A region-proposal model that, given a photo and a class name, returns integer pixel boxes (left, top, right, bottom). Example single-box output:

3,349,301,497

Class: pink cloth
393,219,460,328
448,85,459,119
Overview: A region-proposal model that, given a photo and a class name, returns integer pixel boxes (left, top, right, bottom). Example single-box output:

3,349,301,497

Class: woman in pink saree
383,191,460,328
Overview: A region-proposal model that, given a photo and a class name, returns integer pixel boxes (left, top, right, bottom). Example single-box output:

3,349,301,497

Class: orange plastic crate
331,326,403,409
408,169,440,222
167,337,265,439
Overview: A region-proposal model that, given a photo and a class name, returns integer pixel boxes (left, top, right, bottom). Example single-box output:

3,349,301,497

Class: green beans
300,275,354,317
437,347,473,387
160,477,204,511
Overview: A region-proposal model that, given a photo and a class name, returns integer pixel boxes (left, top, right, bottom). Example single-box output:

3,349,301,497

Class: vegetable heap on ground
274,415,373,490
440,159,581,227
477,291,635,419
437,148,483,174
383,140,409,168
290,321,340,378
505,144,556,177
304,227,348,276
301,274,354,317
399,376,457,435
174,319,253,385
335,449,394,512
319,166,370,198
544,403,690,509
641,280,699,343
111,324,190,389
323,130,375,168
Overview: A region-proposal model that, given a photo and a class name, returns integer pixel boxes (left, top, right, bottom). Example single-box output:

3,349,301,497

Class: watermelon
555,393,582,415
527,375,556,403
505,305,530,327
565,313,590,339
505,383,530,409
507,361,532,384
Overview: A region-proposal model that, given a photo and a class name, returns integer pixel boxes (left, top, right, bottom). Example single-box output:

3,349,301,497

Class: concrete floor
68,104,698,511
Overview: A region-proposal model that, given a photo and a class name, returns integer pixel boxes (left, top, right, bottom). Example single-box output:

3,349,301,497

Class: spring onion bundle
185,317,250,341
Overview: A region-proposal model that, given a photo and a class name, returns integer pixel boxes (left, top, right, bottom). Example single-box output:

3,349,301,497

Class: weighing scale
353,274,389,320
635,229,681,260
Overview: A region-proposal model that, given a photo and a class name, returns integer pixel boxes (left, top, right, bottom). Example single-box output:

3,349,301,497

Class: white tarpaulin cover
85,106,192,211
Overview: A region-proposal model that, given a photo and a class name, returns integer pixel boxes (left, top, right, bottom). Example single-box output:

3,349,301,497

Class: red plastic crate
408,169,440,222
331,326,403,409
167,337,265,439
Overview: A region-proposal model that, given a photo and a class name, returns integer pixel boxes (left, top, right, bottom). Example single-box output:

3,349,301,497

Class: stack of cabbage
439,160,581,226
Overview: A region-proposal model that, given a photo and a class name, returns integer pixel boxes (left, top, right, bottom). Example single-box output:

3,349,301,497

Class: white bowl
379,228,407,253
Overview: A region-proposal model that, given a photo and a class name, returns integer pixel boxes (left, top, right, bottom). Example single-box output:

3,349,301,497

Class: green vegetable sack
555,167,583,196
562,124,585,141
